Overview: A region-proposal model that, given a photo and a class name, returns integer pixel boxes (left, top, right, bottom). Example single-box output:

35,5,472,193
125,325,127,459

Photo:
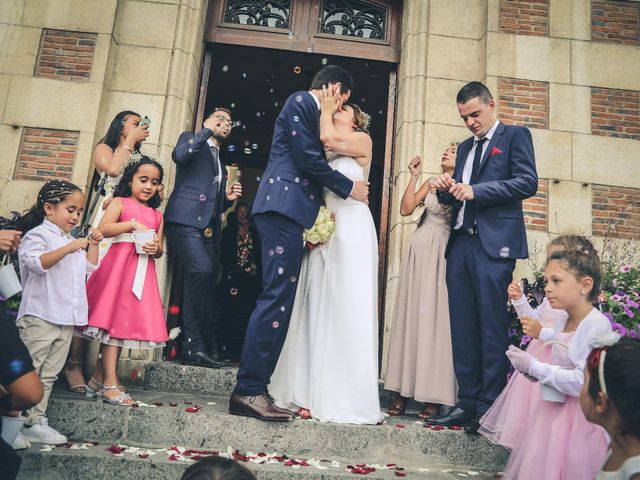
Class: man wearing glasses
165,107,242,368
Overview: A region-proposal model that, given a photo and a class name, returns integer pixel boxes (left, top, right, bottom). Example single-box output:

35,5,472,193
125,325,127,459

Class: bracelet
131,218,136,231
123,145,133,153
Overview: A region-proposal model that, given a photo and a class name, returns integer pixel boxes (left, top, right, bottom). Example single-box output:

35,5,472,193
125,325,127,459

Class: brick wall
499,0,549,37
35,29,98,81
591,0,640,46
14,128,79,181
592,185,640,239
591,87,640,141
523,178,548,232
498,78,549,129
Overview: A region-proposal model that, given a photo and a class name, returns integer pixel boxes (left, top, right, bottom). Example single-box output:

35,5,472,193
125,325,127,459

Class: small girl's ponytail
18,180,82,234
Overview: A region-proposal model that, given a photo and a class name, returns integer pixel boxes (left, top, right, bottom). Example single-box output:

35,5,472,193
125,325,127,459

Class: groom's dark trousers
234,90,353,396
235,212,304,395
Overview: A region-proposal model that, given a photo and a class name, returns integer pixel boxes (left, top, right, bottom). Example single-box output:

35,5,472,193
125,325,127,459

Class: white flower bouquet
303,206,335,250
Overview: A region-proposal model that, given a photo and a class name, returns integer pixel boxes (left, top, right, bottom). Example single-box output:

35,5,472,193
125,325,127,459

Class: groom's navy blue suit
235,91,354,396
439,121,537,415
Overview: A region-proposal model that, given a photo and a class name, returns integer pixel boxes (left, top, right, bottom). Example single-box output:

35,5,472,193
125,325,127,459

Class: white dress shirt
455,120,500,230
529,308,613,397
17,220,97,326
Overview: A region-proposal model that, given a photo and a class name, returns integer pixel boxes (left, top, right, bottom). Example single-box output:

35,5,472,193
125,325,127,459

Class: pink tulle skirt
479,339,608,480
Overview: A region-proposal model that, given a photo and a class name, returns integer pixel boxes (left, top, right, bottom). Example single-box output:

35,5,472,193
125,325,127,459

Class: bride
270,85,383,424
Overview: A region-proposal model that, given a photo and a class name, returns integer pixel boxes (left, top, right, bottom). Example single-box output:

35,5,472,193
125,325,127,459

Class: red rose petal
432,425,445,430
448,425,462,430
185,406,201,413
191,455,202,460
168,453,181,461
395,472,406,477
168,305,180,315
395,423,405,428
138,452,149,459
130,368,140,381
184,400,192,405
106,445,126,454
386,463,397,468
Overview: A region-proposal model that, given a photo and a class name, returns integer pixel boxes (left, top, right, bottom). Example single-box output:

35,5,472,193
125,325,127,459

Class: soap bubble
242,125,247,130
272,321,280,328
280,306,285,312
289,276,297,283
277,267,284,275
291,130,297,136
321,58,328,65
500,246,510,258
270,88,274,93
256,112,261,117
274,102,279,107
275,245,284,254
293,115,299,122
251,143,258,150
227,145,236,152
230,103,236,108
222,65,229,72
243,147,252,154
244,140,250,146
242,73,247,78
293,66,301,74
295,95,303,102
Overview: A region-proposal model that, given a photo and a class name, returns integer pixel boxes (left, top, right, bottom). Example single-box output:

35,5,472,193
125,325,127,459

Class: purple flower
619,264,631,273
623,305,635,318
507,328,517,338
626,299,639,309
627,329,640,339
612,322,628,336
610,294,622,302
520,335,532,347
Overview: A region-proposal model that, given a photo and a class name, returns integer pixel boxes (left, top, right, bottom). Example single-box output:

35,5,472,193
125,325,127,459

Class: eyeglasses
212,115,234,127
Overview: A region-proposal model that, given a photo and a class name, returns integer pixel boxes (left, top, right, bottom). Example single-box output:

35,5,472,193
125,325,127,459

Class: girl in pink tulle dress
480,241,611,480
84,156,167,405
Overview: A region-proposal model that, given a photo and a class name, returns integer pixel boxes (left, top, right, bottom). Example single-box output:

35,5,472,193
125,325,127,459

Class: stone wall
383,0,640,375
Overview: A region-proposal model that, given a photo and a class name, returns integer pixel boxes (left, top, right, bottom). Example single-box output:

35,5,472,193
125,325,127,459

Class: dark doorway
201,43,394,233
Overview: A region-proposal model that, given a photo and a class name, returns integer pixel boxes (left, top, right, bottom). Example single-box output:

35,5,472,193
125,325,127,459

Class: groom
229,65,369,421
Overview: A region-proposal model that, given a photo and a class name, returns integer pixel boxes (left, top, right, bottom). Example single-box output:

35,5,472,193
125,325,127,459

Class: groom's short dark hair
310,65,355,95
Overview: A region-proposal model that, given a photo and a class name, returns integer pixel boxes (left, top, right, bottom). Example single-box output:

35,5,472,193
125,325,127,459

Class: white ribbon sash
112,233,147,300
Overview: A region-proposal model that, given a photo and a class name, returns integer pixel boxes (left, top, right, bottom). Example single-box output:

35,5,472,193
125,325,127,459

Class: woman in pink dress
83,155,168,405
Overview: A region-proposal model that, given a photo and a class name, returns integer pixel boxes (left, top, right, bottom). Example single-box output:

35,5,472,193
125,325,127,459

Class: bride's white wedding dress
270,155,383,424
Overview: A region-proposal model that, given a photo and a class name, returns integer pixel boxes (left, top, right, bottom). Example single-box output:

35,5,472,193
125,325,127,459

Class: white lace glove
506,345,536,376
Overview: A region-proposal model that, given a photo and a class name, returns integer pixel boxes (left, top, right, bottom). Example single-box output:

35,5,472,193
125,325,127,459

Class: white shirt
455,120,500,230
529,308,613,397
206,138,222,191
597,453,640,480
512,295,569,341
17,220,97,326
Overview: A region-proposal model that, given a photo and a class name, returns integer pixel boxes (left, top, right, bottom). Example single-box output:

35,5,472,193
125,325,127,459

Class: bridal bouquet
303,206,335,250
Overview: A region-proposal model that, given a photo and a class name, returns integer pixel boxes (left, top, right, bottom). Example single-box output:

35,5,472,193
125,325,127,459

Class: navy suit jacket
165,127,228,245
252,91,354,229
440,122,538,260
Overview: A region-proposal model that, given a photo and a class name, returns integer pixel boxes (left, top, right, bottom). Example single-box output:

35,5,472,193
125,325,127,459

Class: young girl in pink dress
480,243,612,479
83,155,167,405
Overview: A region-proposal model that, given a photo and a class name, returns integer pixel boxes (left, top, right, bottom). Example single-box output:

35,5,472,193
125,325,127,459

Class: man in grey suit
165,108,242,368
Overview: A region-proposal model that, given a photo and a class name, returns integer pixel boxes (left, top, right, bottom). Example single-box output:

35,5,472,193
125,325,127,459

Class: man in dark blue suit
430,82,538,432
229,65,370,421
165,108,242,369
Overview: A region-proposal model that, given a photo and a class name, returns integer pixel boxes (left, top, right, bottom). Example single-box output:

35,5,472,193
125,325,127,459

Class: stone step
45,389,508,473
143,361,423,410
18,441,496,480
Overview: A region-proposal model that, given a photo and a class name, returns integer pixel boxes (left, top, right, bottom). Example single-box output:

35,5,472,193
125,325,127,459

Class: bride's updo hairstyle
346,103,370,135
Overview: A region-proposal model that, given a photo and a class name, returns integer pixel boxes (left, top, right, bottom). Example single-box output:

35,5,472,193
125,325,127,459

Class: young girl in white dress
270,85,383,424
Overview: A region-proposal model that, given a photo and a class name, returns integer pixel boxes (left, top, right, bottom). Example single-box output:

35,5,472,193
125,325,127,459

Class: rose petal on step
185,406,201,413
184,400,192,405
106,445,126,454
152,401,163,407
130,368,140,381
449,425,462,430
395,472,406,477
395,423,405,428
169,402,178,407
138,452,149,459
432,425,445,430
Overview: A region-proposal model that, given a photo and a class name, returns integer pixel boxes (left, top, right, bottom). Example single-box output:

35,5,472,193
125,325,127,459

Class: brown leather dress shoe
229,393,295,422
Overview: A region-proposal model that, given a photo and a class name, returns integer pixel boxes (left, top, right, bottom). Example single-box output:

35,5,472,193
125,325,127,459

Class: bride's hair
346,103,370,135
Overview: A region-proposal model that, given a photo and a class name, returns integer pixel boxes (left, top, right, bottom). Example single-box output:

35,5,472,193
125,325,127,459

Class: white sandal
96,385,133,406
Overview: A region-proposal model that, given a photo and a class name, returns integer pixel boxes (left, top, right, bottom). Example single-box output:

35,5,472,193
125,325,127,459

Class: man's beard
212,132,229,144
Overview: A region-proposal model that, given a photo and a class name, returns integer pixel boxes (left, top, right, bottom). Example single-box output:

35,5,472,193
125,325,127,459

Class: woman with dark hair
582,337,640,479
181,456,256,480
62,110,149,394
218,203,261,361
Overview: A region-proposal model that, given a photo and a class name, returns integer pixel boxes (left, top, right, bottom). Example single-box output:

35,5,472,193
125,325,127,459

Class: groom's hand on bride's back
350,181,369,204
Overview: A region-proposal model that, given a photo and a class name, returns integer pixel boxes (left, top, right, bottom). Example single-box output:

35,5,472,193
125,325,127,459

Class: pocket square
490,146,503,156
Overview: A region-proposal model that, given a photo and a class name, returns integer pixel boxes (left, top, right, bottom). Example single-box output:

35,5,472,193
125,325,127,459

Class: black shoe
181,351,228,369
463,414,483,434
426,407,475,427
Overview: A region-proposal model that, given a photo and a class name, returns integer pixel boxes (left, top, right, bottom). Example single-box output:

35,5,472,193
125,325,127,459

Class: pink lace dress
480,316,609,479
84,197,168,349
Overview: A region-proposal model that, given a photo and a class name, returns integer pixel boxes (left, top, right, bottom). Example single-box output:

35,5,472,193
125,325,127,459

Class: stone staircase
17,362,508,479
